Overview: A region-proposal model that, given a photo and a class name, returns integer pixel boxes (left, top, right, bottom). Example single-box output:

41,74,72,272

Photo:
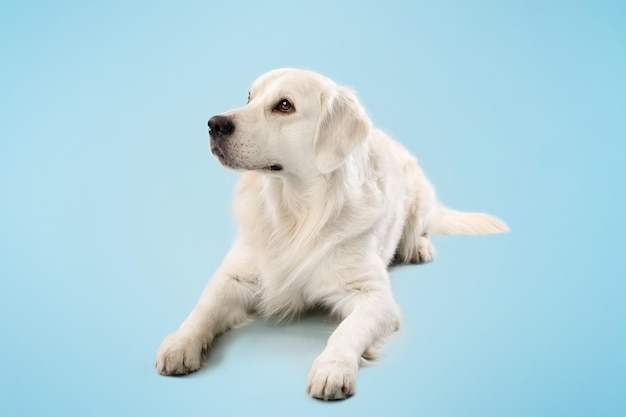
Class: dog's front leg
307,275,401,400
155,243,258,375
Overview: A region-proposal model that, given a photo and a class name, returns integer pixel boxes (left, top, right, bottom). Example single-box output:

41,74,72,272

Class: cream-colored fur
155,68,508,400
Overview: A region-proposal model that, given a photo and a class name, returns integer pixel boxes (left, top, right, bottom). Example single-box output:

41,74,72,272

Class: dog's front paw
155,329,207,376
307,351,358,400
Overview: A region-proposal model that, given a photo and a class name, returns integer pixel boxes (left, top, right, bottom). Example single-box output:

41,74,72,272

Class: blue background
1,1,624,416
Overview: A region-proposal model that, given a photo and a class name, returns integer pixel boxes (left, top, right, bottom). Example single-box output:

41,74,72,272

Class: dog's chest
246,208,349,316
235,173,389,316
251,252,323,318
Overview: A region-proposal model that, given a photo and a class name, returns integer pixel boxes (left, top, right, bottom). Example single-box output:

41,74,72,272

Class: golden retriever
155,68,508,400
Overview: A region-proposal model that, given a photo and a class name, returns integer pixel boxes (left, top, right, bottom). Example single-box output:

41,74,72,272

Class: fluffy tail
430,206,509,235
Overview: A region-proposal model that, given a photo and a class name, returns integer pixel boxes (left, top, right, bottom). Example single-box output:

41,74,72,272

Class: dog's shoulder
363,128,414,180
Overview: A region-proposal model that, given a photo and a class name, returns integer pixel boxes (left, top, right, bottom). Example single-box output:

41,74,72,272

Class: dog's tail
430,206,509,235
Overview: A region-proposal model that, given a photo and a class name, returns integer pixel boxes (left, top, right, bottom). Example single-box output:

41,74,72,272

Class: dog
155,68,508,400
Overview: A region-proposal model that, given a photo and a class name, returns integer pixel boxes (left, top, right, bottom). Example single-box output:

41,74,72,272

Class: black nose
208,115,235,138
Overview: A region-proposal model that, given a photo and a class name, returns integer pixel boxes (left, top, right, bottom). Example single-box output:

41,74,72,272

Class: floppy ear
313,86,371,173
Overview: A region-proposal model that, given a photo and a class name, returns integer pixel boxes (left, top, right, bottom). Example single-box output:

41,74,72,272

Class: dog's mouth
210,140,228,164
210,140,283,172
266,164,283,171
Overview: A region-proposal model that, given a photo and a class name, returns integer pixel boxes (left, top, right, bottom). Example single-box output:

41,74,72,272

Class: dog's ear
313,86,371,173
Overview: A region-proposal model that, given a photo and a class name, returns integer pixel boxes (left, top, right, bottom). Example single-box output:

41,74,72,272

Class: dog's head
208,69,371,175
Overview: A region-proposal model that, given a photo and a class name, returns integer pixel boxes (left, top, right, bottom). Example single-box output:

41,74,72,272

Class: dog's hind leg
393,198,436,265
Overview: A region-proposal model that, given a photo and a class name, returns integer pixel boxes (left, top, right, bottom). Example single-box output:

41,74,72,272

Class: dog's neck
256,142,375,240
262,171,338,217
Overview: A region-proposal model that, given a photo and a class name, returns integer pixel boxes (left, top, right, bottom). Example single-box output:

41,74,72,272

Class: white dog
155,68,507,400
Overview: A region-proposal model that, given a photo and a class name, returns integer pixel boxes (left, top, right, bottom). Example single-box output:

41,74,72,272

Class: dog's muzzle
207,114,283,172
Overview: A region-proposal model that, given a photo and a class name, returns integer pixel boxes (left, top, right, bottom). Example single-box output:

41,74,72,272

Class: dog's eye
275,99,294,113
